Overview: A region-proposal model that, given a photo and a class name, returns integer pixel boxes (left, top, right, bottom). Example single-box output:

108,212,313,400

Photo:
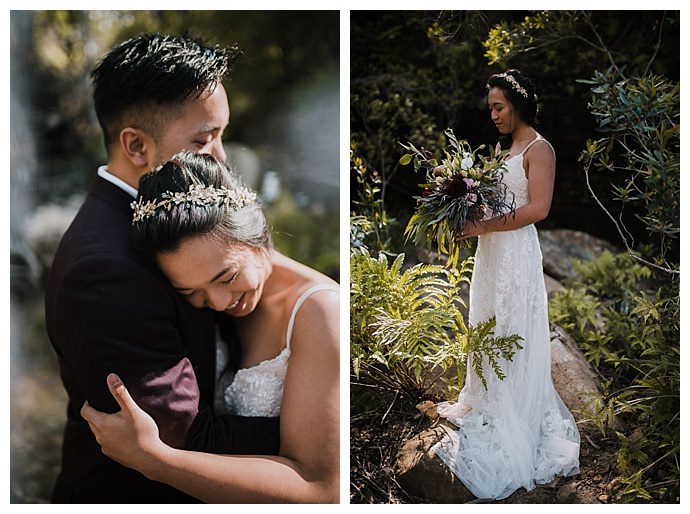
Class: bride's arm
458,141,555,239
82,289,340,503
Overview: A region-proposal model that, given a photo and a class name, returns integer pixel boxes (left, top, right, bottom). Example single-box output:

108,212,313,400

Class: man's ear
119,127,156,169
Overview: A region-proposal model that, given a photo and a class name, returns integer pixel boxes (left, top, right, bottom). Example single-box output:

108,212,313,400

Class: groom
45,34,280,503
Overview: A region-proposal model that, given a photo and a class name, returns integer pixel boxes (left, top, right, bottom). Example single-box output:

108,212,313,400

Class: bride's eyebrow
207,266,234,284
171,267,234,292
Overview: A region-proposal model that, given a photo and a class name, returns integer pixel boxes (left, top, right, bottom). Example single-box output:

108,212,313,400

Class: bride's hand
456,220,487,241
81,373,166,477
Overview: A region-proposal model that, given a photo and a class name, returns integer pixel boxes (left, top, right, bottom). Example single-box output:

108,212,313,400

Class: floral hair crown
130,183,258,224
496,72,529,99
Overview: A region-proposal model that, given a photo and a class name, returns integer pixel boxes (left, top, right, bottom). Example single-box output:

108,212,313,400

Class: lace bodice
221,284,338,417
500,134,551,210
502,155,530,209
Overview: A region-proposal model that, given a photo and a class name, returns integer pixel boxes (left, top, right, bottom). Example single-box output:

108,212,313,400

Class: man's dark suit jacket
44,175,281,503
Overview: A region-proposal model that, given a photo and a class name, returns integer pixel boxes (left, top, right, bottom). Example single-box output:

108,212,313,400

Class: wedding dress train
432,135,580,500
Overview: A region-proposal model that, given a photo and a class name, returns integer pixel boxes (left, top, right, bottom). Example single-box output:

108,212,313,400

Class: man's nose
210,139,227,163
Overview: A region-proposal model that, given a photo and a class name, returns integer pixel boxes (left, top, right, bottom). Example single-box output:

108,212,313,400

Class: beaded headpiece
496,72,529,99
130,183,258,224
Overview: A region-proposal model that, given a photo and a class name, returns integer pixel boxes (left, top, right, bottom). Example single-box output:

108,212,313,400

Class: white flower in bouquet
461,152,474,171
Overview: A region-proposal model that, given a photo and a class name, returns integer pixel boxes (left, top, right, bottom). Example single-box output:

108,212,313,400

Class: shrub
549,251,679,502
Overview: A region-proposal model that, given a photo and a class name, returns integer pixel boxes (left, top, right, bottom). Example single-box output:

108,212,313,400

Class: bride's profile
81,151,339,503
433,69,580,500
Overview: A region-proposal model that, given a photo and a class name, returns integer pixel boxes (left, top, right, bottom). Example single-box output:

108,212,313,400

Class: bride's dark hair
133,152,271,255
486,69,540,151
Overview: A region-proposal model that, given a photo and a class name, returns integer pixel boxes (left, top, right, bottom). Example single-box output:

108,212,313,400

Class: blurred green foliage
265,190,339,280
19,10,338,200
14,10,339,273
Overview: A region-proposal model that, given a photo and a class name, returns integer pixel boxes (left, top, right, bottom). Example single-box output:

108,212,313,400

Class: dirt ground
350,396,622,504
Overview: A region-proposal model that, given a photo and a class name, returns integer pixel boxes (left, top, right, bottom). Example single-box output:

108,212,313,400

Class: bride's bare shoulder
273,251,338,290
526,138,556,169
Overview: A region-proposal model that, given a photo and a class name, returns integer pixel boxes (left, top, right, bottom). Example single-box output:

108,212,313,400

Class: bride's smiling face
156,234,272,317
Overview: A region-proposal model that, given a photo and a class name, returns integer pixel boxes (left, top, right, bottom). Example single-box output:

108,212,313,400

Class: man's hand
81,373,168,478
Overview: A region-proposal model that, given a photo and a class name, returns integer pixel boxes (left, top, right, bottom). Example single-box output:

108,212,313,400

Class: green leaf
399,153,413,165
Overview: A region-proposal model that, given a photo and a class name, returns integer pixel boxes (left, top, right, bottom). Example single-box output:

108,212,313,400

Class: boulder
538,229,618,280
549,325,602,420
544,272,565,299
395,423,474,503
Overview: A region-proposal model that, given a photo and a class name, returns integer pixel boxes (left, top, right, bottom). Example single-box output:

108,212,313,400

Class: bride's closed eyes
220,270,239,286
177,268,240,298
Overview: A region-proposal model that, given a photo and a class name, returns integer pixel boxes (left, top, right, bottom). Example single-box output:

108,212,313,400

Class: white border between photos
339,7,351,508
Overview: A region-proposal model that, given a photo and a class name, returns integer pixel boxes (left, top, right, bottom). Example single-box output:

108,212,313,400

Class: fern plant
351,247,522,400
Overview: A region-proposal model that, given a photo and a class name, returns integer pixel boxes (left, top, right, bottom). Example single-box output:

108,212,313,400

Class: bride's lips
225,293,246,315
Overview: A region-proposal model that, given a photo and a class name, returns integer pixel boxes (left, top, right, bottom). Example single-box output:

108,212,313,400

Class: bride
80,152,339,503
432,69,580,499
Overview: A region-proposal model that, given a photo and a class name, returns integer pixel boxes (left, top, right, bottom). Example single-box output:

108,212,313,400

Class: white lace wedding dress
216,284,338,417
432,135,580,500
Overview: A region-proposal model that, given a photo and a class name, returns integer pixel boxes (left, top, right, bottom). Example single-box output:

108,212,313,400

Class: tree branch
583,156,679,274
581,11,626,79
644,11,666,76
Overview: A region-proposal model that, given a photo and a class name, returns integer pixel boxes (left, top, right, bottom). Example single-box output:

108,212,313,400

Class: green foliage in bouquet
351,248,523,400
399,128,513,268
549,251,679,503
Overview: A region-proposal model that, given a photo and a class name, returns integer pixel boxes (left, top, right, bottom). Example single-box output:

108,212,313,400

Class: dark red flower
443,175,469,198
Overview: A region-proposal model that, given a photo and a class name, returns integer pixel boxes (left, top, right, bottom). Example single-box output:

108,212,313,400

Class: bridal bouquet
400,128,515,267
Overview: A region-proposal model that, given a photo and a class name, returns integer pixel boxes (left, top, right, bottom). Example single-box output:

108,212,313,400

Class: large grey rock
550,325,602,420
538,229,618,280
395,423,474,503
544,273,565,299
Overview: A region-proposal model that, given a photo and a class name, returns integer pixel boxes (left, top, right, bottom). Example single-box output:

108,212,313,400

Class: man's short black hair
91,33,239,152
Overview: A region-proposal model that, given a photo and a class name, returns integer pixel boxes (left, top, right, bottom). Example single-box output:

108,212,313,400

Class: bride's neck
510,123,537,145
259,250,291,299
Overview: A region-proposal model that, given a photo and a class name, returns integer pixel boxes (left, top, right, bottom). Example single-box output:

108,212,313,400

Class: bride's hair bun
133,152,272,255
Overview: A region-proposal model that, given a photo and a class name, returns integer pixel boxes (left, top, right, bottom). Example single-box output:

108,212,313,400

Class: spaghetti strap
520,134,555,159
519,135,543,156
285,284,339,347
